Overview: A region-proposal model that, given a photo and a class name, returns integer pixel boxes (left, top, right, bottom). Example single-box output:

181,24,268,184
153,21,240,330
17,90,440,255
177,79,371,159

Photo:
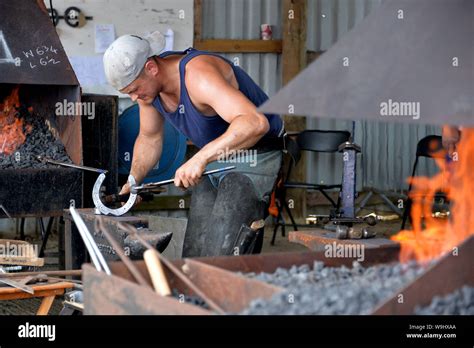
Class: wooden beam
194,39,283,53
193,0,202,44
282,0,307,222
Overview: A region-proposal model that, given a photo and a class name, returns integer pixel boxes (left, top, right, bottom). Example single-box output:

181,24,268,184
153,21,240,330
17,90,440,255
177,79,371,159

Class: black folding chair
271,130,351,245
401,135,446,230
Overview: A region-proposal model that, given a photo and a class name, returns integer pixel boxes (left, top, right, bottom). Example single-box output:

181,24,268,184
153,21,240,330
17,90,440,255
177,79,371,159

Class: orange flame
392,128,474,262
0,87,30,155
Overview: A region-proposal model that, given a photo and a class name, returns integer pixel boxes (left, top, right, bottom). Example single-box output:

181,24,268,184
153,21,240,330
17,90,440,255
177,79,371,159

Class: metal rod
118,222,226,314
37,156,108,174
70,207,111,275
95,217,149,288
134,166,235,190
0,270,82,279
39,217,54,258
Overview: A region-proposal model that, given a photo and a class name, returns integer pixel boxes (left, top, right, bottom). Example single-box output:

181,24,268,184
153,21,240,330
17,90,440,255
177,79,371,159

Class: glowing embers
0,86,32,155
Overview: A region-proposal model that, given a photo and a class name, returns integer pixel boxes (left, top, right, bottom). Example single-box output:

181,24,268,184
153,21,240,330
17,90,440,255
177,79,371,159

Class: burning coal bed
0,105,71,169
237,261,474,315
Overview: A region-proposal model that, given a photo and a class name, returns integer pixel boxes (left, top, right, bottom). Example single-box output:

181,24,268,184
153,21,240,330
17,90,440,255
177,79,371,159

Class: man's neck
157,55,182,96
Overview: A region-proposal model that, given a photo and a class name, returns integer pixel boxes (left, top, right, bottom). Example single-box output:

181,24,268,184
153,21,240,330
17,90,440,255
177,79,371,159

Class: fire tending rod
69,207,111,275
37,156,107,174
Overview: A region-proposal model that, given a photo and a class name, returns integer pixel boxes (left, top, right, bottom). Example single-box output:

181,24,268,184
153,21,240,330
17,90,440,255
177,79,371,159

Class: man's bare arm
120,100,164,194
192,63,269,162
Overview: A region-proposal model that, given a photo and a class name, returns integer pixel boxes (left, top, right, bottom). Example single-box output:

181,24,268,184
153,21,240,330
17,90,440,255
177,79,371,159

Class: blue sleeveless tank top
152,48,283,149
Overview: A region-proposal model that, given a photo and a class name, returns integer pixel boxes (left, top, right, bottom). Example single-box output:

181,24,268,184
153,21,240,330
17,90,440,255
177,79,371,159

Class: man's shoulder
186,53,231,77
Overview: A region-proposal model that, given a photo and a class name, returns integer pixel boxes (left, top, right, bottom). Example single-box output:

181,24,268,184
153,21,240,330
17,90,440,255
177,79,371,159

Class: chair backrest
297,130,351,153
416,135,445,158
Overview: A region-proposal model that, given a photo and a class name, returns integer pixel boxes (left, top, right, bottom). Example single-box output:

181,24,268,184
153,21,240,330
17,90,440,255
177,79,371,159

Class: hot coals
0,87,71,169
240,261,428,315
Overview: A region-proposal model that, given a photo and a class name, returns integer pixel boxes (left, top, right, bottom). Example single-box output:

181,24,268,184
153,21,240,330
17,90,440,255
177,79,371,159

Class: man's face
120,61,159,103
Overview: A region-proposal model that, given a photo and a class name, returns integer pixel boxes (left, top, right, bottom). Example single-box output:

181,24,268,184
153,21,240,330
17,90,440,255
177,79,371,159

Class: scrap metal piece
362,228,377,239
182,259,283,313
0,267,34,294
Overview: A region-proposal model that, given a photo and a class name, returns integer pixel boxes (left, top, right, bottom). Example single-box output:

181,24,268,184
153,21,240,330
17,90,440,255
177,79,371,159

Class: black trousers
182,172,267,257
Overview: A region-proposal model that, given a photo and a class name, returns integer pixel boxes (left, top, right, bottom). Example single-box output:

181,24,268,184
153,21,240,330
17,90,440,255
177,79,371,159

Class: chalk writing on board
22,45,61,68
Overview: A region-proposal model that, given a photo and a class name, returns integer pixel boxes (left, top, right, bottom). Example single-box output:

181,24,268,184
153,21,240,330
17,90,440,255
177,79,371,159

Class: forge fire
0,86,71,169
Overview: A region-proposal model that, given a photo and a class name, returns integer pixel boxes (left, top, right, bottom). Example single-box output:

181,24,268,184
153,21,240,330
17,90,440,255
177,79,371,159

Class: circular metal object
364,215,377,226
335,225,349,239
92,173,137,216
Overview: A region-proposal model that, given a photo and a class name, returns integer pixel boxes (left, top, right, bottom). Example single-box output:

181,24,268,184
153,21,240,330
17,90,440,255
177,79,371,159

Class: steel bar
134,166,235,191
0,270,82,279
70,207,111,275
38,156,107,174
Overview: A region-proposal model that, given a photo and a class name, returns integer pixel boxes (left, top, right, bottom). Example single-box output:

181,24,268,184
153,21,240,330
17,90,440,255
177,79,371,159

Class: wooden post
194,0,202,45
282,0,307,222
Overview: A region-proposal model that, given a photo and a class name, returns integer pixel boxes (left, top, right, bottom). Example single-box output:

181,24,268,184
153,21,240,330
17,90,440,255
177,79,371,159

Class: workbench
0,281,74,315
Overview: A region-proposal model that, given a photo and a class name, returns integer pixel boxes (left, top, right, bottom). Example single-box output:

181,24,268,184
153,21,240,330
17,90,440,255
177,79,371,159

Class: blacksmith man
103,32,285,257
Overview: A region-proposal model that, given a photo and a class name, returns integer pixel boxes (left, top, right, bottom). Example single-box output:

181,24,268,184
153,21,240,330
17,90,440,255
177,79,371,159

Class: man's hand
442,125,461,157
118,180,142,205
119,182,131,195
174,155,207,189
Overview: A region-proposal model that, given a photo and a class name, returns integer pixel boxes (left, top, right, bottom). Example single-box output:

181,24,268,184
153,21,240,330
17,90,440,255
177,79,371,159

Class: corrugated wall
202,0,441,191
202,0,282,96
305,0,440,191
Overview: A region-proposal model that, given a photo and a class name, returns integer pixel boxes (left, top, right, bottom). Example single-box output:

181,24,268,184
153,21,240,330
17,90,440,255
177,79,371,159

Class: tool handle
103,192,155,203
135,166,235,191
143,249,171,296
